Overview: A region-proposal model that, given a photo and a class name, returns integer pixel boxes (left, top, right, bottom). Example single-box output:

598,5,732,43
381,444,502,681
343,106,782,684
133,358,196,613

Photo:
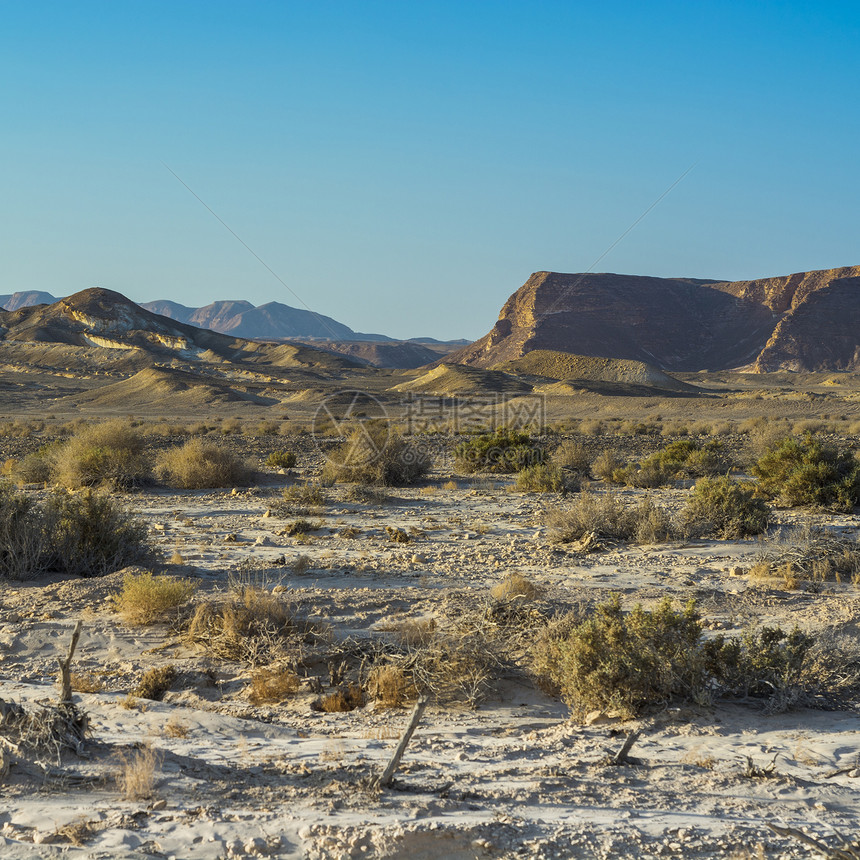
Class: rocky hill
0,288,359,370
448,267,860,372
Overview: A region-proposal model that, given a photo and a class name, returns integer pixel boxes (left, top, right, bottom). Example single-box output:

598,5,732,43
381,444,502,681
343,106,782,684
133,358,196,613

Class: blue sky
1,1,858,339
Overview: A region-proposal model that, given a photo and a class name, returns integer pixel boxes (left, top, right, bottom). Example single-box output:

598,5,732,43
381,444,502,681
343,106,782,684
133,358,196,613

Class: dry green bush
247,666,300,704
532,596,858,717
11,444,58,484
266,450,297,469
752,434,860,511
253,420,281,436
611,439,724,488
113,571,197,625
453,427,544,474
132,665,177,700
592,449,624,482
552,440,591,475
280,482,326,514
515,462,577,493
186,586,305,665
51,421,152,489
546,492,676,546
323,425,431,486
155,439,253,489
682,476,770,539
0,485,152,580
44,490,152,577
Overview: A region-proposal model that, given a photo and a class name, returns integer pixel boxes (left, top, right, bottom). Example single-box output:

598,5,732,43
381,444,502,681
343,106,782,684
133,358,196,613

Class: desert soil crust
1,434,859,859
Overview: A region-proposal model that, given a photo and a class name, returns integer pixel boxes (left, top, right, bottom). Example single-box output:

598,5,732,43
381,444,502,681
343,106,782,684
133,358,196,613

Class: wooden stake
611,730,641,766
375,697,428,789
57,621,82,705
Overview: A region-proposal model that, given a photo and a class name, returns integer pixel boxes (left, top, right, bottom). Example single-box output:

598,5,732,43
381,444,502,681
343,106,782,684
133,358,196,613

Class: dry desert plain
1,369,860,859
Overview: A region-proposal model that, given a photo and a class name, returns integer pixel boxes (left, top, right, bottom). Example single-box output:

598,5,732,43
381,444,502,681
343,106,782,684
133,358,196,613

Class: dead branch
375,697,428,789
768,823,860,860
57,620,83,705
610,730,641,766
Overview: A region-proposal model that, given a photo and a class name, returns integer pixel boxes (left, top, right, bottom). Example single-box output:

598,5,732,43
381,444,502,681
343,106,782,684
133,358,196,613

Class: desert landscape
0,267,859,859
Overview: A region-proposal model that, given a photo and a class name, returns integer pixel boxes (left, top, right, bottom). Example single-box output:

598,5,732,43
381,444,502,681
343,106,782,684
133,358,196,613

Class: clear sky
1,1,858,339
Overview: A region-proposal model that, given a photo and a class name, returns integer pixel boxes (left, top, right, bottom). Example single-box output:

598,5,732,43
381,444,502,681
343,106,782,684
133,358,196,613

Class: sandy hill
498,350,697,392
390,364,532,395
448,267,860,372
70,367,273,409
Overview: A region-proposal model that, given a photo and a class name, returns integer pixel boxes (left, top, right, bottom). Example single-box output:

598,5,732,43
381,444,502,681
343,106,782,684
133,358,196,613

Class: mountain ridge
446,266,860,372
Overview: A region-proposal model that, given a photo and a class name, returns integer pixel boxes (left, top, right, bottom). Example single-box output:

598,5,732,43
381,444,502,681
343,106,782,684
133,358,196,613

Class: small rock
151,798,167,810
262,509,272,518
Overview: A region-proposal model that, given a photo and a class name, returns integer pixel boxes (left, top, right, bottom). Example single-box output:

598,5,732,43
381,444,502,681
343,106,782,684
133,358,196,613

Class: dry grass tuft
118,744,160,800
490,573,541,602
314,682,365,712
132,665,177,701
247,666,300,705
186,586,303,665
163,717,190,739
367,665,416,708
113,571,197,625
70,672,104,693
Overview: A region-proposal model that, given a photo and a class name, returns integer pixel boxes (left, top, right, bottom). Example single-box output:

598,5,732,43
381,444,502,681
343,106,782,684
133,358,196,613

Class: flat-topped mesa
447,267,860,373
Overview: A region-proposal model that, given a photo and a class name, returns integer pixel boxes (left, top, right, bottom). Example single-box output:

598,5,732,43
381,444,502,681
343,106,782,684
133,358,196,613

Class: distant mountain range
0,292,467,358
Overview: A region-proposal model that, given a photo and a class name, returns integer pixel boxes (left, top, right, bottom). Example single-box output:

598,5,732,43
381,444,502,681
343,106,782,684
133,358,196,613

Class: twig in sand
374,697,428,789
768,823,860,859
609,730,641,766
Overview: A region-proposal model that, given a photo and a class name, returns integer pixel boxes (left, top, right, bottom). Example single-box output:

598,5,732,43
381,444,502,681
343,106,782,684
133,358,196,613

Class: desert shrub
0,485,151,580
515,463,576,493
611,439,724,488
546,492,676,545
132,665,177,700
752,434,860,510
0,482,45,579
681,476,770,539
322,425,431,486
345,484,390,504
592,449,624,482
752,522,860,586
247,666,300,704
155,439,252,489
490,572,541,602
12,444,58,484
186,586,305,665
266,450,297,469
631,499,677,544
113,571,197,625
532,596,852,717
51,421,151,489
280,482,326,514
43,490,152,577
552,440,591,475
367,665,416,708
253,420,281,436
453,427,545,474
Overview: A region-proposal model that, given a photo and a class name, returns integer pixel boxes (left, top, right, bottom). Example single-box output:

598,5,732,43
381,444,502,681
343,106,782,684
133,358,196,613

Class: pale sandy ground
1,471,859,859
